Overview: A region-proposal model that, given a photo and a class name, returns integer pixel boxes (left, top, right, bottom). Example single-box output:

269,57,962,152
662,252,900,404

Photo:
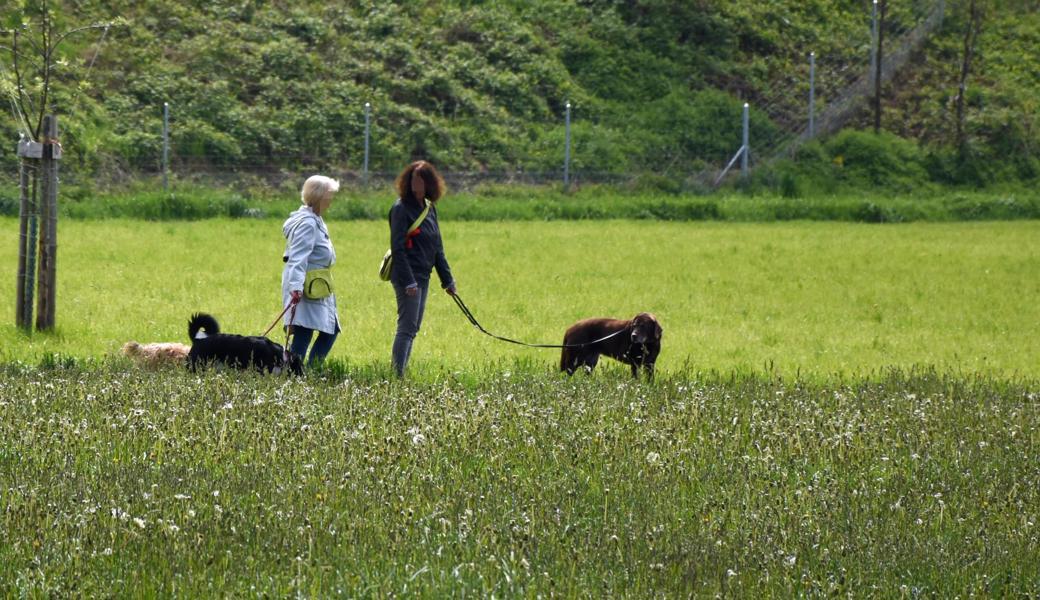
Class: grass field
1,366,1037,596
0,218,1038,377
1,217,1039,595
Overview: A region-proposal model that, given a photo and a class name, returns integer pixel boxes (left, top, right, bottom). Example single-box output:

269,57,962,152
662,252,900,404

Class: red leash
261,300,299,364
282,302,298,361
261,300,296,338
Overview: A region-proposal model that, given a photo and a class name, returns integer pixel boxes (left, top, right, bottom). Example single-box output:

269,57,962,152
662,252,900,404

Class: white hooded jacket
281,206,339,334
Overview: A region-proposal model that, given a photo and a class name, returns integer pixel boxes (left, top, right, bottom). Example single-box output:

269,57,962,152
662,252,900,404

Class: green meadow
0,218,1037,377
1,217,1039,596
1,365,1037,596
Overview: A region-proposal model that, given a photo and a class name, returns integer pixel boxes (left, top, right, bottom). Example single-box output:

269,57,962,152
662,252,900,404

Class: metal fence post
809,52,816,138
162,102,169,192
741,103,749,178
363,102,371,186
563,101,571,189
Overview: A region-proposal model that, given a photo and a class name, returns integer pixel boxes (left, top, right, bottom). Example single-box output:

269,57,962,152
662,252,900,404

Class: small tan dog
121,341,191,369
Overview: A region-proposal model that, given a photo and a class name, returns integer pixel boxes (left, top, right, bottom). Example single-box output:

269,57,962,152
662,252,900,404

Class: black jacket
388,198,454,288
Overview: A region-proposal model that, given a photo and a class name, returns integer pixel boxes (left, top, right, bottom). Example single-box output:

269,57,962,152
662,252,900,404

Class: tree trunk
955,0,983,150
874,0,887,133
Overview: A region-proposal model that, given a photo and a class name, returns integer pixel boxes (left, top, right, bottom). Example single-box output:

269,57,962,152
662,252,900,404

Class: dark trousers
392,279,430,376
289,325,338,366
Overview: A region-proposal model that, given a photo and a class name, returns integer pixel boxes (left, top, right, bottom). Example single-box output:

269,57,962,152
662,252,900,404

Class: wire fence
708,0,946,186
3,0,947,194
761,0,946,167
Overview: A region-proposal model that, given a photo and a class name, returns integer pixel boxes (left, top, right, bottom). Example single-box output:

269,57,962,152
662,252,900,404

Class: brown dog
560,312,662,379
122,341,191,369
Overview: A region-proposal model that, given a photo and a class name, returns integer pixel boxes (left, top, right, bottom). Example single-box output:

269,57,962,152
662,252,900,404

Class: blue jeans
392,280,430,376
289,325,338,367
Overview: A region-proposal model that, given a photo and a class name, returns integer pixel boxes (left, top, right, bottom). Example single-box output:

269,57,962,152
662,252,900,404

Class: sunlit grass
0,218,1037,378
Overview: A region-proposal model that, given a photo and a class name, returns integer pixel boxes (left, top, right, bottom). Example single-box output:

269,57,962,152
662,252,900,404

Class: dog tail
188,313,220,341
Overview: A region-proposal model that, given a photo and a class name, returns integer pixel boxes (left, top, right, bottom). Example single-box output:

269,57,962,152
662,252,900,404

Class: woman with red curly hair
387,160,457,377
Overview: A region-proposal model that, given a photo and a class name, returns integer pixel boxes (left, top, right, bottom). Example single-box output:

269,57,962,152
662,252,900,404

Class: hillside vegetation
1,0,1037,192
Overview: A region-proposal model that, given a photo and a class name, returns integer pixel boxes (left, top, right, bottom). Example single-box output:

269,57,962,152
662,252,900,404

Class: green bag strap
408,199,431,234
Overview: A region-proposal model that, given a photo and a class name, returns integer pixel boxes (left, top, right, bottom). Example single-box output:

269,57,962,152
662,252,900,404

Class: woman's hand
290,290,302,304
405,284,419,297
444,283,457,296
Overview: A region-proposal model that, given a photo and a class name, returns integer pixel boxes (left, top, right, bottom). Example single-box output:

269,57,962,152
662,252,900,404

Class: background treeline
0,0,1037,194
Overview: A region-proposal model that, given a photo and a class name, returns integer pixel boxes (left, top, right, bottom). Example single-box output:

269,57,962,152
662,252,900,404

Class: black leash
450,293,628,349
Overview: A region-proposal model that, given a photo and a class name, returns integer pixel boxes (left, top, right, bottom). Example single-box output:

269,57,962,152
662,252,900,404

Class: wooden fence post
16,158,30,329
36,115,59,331
15,134,42,330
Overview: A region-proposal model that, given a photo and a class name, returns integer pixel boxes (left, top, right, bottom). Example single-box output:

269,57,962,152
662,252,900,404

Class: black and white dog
187,313,303,375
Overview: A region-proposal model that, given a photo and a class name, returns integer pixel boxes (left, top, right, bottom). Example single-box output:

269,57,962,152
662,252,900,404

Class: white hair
301,175,341,208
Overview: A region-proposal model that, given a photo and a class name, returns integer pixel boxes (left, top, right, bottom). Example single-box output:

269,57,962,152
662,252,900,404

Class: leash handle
451,293,627,349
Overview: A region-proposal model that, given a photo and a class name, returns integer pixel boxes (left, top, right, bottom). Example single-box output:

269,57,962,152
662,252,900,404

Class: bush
825,129,930,191
948,194,1040,220
636,89,781,170
626,173,684,195
0,190,18,216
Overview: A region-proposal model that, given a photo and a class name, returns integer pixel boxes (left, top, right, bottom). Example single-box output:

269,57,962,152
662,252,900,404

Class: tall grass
0,365,1036,595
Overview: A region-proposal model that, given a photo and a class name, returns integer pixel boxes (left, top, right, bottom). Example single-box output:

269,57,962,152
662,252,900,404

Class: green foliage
750,129,940,197
60,185,255,220
0,1,1037,190
824,129,931,191
866,0,1040,186
35,182,1040,223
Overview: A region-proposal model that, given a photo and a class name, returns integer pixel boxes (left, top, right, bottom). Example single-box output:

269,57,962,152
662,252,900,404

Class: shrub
948,194,1040,220
824,129,930,191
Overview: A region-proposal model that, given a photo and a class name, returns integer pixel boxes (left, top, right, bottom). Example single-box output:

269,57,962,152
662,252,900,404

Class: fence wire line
752,0,946,175
703,0,945,187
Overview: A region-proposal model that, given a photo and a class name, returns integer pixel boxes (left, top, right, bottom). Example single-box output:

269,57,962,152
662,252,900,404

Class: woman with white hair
281,174,341,366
